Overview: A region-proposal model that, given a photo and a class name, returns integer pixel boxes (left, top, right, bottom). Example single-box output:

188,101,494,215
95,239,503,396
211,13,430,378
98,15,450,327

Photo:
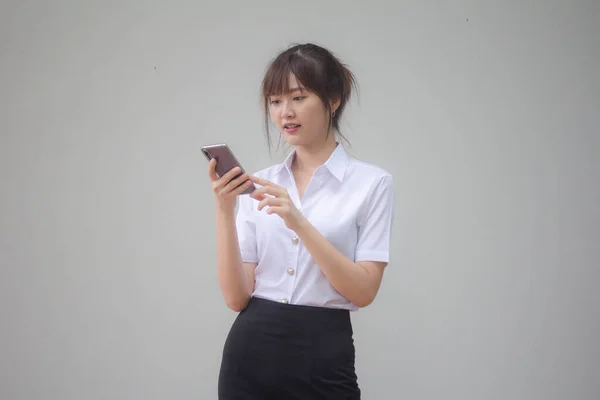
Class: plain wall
1,0,599,399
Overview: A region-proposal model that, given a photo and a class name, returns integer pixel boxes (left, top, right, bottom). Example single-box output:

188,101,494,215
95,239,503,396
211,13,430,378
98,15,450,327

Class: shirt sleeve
235,194,258,263
354,174,394,263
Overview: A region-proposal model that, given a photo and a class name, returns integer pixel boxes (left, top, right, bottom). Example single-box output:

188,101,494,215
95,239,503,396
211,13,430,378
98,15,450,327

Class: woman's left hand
249,176,306,231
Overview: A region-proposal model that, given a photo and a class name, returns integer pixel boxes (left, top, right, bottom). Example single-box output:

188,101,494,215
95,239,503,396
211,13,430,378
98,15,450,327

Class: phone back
201,144,255,195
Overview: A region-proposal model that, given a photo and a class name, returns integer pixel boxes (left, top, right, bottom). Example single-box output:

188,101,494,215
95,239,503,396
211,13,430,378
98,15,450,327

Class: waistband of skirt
249,296,350,314
242,296,352,331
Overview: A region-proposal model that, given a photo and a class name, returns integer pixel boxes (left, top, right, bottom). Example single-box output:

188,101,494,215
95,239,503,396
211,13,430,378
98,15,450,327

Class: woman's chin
282,133,304,146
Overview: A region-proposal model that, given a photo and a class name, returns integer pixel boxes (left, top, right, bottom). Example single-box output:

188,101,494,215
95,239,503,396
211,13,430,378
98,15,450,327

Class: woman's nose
281,102,295,118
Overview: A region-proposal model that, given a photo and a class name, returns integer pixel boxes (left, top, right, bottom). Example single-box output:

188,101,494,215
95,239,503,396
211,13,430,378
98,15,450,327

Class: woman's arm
207,161,257,312
294,219,386,307
249,174,393,308
215,207,256,312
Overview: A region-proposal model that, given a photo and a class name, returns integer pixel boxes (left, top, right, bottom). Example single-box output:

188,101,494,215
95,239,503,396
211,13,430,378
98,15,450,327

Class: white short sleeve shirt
235,143,394,311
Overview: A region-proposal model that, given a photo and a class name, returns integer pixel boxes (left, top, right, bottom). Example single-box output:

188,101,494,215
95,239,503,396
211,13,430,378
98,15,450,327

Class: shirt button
291,236,299,244
281,298,289,304
287,268,295,276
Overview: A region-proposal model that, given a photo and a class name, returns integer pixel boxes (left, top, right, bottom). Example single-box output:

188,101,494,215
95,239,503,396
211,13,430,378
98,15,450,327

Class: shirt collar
277,142,349,182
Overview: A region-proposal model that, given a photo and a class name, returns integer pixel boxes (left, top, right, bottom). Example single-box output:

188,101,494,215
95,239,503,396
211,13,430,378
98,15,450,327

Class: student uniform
218,143,394,399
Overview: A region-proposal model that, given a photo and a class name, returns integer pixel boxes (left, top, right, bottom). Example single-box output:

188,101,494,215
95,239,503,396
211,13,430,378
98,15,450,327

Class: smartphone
201,143,256,195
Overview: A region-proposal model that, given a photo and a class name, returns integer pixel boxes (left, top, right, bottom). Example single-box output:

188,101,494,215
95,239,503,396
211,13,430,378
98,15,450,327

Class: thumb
207,159,219,181
250,191,266,201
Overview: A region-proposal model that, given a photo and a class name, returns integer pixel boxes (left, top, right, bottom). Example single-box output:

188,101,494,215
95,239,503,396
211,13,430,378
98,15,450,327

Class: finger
231,179,253,196
257,185,287,198
209,160,241,183
257,197,270,211
250,191,268,201
251,186,278,202
220,173,249,195
249,176,282,190
208,159,219,181
265,206,284,215
249,186,269,199
249,190,260,200
213,167,242,190
220,166,242,183
258,197,282,211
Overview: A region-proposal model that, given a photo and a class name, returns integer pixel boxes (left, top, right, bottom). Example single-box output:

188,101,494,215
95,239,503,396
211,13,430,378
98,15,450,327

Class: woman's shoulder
347,156,393,182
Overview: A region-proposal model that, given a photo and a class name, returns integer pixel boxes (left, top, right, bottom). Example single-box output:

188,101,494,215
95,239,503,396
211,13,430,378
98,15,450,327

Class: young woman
208,43,394,399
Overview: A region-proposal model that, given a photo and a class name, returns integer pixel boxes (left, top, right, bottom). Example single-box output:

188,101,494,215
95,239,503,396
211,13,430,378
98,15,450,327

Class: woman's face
268,74,333,148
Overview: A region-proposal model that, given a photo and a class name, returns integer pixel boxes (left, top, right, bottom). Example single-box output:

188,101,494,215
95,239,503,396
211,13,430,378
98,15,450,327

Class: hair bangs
261,55,315,98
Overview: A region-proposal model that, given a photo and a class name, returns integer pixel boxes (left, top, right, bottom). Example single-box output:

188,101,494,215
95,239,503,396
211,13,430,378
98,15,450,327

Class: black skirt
218,296,361,399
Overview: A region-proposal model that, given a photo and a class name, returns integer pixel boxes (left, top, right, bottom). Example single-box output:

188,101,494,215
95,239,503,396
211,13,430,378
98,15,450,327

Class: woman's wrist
215,199,236,219
291,214,311,235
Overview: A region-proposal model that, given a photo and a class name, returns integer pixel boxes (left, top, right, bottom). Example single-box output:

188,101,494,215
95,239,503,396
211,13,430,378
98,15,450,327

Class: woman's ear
331,97,341,114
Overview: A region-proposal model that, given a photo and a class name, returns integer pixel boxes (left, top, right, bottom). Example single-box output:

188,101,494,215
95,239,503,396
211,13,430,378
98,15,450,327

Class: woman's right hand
208,159,253,212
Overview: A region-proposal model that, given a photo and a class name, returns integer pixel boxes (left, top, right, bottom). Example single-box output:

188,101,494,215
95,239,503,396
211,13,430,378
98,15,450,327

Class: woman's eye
293,96,305,101
270,100,280,105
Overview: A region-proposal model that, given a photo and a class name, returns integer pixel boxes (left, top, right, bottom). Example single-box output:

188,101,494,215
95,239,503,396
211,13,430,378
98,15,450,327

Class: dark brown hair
260,43,358,151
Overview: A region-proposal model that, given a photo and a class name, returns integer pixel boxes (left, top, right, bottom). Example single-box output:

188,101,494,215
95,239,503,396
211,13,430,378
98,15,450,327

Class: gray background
1,0,599,399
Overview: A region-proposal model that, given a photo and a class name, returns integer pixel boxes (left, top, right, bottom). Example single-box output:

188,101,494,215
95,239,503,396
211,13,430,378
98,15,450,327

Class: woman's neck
292,135,338,174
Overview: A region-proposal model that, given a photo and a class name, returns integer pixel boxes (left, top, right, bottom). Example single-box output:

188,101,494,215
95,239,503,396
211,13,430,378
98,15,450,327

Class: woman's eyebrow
269,87,305,98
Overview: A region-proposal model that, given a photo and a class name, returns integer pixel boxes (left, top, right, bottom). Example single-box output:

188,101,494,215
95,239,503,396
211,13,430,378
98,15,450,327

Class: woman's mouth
284,124,301,134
